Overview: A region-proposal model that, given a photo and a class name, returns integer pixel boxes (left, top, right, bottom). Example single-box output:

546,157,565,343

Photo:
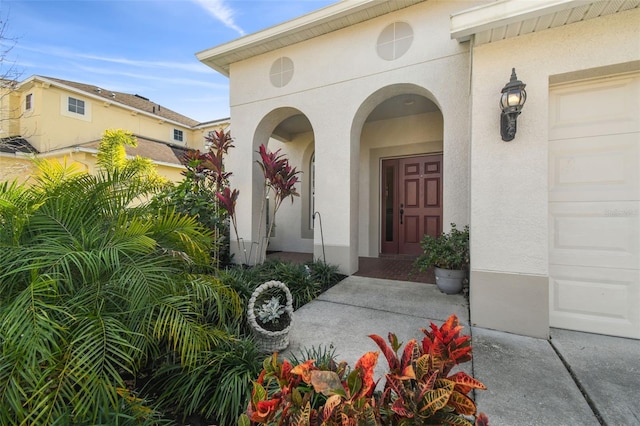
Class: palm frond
148,207,213,266
150,294,225,366
185,274,243,327
0,273,70,424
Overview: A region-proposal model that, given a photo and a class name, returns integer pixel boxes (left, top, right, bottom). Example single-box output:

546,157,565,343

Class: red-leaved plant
253,144,301,263
371,314,487,425
241,352,379,425
213,141,301,265
239,314,488,426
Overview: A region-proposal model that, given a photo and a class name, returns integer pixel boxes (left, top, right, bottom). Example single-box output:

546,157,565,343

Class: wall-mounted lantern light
500,68,527,141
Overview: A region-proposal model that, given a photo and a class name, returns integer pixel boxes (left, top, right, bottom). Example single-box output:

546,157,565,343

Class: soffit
196,0,426,76
451,0,640,45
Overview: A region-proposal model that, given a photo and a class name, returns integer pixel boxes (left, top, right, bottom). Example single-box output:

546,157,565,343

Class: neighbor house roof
0,137,39,154
80,136,188,167
21,76,200,128
196,0,426,76
1,135,186,167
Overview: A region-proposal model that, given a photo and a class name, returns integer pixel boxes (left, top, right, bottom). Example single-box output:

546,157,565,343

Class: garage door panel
549,72,639,339
549,201,639,269
549,133,639,202
550,265,640,338
549,74,640,140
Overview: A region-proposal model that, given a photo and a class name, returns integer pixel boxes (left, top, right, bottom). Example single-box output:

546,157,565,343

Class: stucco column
225,113,264,265
313,124,359,275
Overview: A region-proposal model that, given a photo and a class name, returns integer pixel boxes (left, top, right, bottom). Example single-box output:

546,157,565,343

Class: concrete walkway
282,276,640,426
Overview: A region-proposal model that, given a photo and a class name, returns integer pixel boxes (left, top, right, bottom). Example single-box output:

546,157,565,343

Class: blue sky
2,0,336,122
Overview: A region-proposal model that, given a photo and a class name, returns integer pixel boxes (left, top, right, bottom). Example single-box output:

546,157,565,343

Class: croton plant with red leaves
239,314,488,425
371,314,487,425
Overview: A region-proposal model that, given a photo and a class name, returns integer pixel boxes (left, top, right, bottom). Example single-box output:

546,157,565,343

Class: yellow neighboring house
0,75,229,183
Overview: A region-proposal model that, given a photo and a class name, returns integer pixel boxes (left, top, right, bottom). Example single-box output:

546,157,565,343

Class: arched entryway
351,84,444,258
249,107,316,258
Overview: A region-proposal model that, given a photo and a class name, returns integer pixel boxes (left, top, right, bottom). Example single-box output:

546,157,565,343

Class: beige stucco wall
0,156,35,183
225,0,476,273
469,8,640,337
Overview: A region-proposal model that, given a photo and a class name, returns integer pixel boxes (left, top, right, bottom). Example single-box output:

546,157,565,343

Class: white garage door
549,72,640,339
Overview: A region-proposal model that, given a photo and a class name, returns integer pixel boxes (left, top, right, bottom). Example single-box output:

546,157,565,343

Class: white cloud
192,0,245,36
16,44,209,74
73,64,229,90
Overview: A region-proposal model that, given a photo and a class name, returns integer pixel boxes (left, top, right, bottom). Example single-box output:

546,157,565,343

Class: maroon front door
381,154,443,255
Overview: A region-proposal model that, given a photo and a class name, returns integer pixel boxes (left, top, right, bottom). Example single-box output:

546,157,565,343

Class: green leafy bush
151,130,236,268
145,338,262,426
0,151,242,424
217,260,343,311
414,223,470,271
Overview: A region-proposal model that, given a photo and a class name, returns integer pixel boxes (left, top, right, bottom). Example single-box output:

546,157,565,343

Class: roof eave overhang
450,0,592,42
196,0,425,76
451,0,640,44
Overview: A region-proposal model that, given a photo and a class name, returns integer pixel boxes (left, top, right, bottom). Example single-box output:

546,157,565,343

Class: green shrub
307,260,344,292
0,157,242,424
217,260,343,311
145,338,262,426
414,223,470,271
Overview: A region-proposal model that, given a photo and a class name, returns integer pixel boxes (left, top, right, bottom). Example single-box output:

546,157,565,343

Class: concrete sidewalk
282,276,640,425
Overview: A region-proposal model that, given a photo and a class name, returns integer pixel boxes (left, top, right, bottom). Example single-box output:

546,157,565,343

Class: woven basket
248,280,294,353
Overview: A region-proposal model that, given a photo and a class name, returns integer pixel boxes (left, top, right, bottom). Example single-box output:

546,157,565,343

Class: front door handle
400,203,404,225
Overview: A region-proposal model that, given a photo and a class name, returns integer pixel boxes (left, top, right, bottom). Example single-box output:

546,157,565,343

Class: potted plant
414,223,470,294
247,280,294,353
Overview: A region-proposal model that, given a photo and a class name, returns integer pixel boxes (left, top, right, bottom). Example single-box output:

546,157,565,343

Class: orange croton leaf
256,369,267,385
280,359,294,378
419,388,451,417
290,359,316,383
449,347,473,365
447,391,477,416
399,364,416,381
400,339,417,368
369,334,399,371
322,394,343,421
249,398,281,423
355,351,379,396
447,371,487,393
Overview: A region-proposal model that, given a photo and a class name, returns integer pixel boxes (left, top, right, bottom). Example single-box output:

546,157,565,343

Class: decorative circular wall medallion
270,57,294,87
377,22,414,61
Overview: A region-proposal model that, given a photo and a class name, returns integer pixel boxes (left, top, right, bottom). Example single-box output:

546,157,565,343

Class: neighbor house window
173,129,184,142
68,97,85,115
25,93,33,110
